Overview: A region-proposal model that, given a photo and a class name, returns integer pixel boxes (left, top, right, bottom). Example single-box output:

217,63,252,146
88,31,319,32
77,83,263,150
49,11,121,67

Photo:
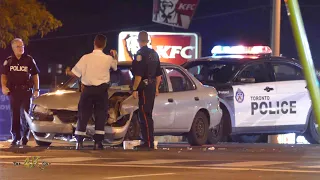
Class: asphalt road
1,140,320,180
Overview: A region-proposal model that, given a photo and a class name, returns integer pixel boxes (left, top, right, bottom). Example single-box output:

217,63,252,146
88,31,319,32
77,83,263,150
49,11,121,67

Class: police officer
131,31,162,150
1,38,40,146
65,34,118,150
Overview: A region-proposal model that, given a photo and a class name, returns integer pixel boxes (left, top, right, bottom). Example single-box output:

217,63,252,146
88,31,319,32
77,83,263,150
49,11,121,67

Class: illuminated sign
118,31,199,65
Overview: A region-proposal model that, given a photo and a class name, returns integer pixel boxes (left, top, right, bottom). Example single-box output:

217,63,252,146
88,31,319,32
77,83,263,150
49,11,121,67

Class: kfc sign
118,31,200,65
152,0,200,29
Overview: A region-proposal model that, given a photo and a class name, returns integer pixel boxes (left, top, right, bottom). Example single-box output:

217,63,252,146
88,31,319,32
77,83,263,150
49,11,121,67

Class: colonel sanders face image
160,0,179,16
153,0,191,29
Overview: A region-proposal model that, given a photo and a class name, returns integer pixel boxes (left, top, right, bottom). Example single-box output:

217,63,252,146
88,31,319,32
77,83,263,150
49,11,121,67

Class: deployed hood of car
33,86,131,111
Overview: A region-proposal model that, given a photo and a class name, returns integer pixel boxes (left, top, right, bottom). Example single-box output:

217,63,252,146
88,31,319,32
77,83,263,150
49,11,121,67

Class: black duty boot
11,138,19,146
93,141,103,150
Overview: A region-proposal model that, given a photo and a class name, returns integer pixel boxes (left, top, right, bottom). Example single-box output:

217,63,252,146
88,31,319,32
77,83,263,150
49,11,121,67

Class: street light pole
269,0,282,144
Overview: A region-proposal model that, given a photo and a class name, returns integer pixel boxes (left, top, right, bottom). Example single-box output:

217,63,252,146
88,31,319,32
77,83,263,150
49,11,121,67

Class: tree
0,0,62,48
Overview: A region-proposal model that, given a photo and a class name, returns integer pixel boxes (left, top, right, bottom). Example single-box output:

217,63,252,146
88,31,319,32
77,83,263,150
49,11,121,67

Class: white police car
182,45,319,144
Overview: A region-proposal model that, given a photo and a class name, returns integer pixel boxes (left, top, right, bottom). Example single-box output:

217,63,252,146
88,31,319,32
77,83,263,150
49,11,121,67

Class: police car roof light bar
211,45,272,56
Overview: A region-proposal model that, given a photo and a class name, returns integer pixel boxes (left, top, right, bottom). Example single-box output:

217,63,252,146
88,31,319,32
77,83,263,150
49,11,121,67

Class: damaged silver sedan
25,61,222,147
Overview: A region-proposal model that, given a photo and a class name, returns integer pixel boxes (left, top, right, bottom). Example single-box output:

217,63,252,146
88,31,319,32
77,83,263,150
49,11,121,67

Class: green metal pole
284,0,320,132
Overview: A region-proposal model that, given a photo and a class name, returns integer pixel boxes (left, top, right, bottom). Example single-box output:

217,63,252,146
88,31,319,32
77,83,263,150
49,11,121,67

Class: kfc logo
118,32,199,65
152,0,200,29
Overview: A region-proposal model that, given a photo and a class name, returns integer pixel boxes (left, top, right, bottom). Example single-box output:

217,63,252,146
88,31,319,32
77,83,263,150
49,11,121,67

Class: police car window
271,63,304,81
166,67,195,92
237,64,271,83
187,61,240,83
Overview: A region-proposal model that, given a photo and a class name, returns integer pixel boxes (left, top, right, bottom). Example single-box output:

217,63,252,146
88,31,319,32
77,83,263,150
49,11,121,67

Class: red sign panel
152,0,200,29
118,31,199,65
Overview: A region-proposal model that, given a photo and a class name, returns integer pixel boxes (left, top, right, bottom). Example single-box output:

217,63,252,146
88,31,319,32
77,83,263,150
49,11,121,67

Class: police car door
268,61,311,129
233,62,277,132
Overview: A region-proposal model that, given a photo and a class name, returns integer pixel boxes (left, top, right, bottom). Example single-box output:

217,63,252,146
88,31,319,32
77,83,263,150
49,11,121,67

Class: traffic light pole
284,0,320,133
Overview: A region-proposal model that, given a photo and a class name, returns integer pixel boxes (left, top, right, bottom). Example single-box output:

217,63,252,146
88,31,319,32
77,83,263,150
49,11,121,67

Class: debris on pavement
187,147,192,150
208,147,215,151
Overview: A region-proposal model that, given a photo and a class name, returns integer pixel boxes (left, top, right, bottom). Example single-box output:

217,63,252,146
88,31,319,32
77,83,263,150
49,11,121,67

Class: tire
231,134,267,143
35,140,52,147
304,111,320,144
124,113,140,140
188,111,209,146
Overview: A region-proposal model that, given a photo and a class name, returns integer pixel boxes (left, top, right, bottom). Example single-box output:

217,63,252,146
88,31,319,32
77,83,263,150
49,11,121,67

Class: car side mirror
238,77,255,83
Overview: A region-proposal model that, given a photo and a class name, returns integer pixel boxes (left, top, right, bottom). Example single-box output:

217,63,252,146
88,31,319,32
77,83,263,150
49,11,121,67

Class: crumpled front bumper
24,111,74,134
24,110,133,143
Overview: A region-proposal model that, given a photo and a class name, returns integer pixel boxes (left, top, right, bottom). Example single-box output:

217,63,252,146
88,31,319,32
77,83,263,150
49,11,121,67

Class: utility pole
284,0,320,138
269,0,282,144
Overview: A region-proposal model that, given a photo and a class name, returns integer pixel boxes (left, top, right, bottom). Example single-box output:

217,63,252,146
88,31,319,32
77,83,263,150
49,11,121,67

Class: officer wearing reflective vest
1,38,40,146
131,31,162,150
65,34,118,150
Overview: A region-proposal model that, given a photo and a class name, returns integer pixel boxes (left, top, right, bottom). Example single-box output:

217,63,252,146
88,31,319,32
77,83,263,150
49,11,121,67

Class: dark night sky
1,0,320,87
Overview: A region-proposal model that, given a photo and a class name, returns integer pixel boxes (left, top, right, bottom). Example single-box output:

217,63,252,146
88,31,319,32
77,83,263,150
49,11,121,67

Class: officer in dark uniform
131,31,162,150
1,38,40,146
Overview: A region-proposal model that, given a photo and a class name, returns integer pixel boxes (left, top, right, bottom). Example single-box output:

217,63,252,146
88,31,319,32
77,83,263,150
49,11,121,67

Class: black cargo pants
75,83,109,143
138,82,156,148
9,89,32,142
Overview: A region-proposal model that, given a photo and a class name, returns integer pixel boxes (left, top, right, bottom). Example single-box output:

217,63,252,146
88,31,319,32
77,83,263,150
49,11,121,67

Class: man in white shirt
66,34,118,150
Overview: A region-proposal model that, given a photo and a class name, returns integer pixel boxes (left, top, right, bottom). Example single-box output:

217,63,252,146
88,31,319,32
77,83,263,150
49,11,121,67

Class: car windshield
62,65,133,90
184,60,242,84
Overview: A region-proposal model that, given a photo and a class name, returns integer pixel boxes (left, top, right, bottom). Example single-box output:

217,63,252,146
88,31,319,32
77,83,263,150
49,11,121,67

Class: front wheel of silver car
188,111,209,146
304,111,320,144
35,140,52,147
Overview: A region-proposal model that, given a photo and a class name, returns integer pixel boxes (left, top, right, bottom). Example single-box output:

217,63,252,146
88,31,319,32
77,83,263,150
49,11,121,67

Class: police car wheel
124,113,140,140
304,112,320,144
35,140,51,147
188,111,209,146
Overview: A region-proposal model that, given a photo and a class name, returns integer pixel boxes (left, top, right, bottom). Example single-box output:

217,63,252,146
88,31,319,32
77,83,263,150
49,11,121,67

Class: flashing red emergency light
211,45,272,55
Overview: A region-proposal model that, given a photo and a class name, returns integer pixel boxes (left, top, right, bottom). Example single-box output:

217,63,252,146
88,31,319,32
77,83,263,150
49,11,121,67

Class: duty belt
142,79,156,85
11,85,31,91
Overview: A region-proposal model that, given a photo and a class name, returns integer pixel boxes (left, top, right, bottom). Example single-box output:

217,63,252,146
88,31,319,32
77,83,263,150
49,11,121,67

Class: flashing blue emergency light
211,45,272,56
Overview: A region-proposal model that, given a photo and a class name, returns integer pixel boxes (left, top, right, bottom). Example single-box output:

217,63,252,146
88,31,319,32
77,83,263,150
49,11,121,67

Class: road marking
298,165,320,168
104,173,176,179
112,159,201,165
41,157,119,163
0,156,36,159
203,161,290,167
1,161,319,174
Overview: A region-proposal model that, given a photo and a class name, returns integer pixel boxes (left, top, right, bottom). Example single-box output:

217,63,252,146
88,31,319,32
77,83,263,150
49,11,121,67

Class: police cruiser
182,45,319,144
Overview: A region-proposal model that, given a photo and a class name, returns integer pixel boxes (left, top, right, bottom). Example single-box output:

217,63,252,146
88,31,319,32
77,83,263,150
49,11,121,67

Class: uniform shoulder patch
3,60,8,66
136,55,142,61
